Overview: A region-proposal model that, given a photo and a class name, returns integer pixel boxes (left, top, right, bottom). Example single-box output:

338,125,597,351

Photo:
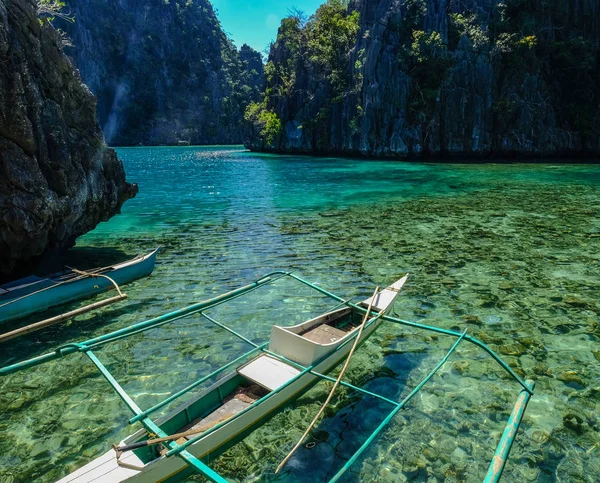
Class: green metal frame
0,271,534,483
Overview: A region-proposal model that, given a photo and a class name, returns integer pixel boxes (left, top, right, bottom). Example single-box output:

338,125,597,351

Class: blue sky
211,0,324,53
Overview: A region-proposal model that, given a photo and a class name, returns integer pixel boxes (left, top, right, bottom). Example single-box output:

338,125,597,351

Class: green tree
307,0,360,96
245,101,283,146
38,0,73,23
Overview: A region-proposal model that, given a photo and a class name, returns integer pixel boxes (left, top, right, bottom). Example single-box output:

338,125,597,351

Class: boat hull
0,249,159,324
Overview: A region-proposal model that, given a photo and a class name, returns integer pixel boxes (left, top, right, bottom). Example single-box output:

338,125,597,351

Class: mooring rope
0,260,128,309
67,267,124,297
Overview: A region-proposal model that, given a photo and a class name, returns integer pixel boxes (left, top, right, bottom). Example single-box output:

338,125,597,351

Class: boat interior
129,309,363,465
132,372,270,464
0,251,152,296
0,277,53,301
297,308,363,344
125,295,395,467
268,307,370,366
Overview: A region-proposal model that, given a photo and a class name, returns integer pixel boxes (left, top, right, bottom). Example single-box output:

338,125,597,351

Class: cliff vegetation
246,0,600,158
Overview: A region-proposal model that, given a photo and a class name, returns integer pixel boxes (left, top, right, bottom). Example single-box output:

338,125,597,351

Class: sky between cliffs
212,0,324,53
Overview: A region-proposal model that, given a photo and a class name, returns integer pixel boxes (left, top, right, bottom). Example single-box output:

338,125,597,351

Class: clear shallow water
1,146,599,482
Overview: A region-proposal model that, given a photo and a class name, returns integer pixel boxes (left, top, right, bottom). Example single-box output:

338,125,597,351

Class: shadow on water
34,246,133,276
202,351,428,483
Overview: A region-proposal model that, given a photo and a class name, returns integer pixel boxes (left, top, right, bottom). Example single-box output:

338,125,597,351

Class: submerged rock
0,0,137,278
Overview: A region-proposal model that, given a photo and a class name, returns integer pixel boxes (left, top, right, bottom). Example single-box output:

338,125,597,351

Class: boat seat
238,355,300,391
301,324,347,344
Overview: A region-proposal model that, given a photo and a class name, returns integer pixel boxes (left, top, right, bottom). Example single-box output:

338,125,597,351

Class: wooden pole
275,286,381,474
0,294,127,343
115,415,231,455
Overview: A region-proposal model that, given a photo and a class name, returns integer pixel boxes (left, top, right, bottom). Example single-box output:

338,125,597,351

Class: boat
55,275,408,483
0,272,534,483
0,248,159,324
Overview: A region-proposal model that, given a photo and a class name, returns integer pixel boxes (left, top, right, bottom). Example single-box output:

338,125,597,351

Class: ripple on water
1,147,599,483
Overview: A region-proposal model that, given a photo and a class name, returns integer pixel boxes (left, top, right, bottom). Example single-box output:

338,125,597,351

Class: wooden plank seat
238,355,301,391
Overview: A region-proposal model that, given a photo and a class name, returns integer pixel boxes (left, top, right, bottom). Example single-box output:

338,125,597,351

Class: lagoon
1,146,599,482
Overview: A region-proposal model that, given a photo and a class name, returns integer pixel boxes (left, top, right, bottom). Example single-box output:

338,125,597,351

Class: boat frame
0,271,534,483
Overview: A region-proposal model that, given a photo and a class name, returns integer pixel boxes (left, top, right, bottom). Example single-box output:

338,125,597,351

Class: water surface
1,146,599,482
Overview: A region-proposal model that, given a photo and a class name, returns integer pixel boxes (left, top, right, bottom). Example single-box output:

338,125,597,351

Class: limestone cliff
247,0,600,158
0,0,137,278
56,0,265,146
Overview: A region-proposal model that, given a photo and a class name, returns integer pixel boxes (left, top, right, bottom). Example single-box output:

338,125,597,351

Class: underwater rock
563,412,589,434
0,0,137,278
519,354,537,374
555,454,588,482
557,371,587,389
451,447,468,466
563,296,593,309
461,314,483,326
530,430,551,444
498,343,527,357
452,360,469,375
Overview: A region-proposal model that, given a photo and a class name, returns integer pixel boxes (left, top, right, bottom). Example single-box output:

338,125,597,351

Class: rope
67,267,124,297
275,286,381,474
113,414,233,461
0,260,128,309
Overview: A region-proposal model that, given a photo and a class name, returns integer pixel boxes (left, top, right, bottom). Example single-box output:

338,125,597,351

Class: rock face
56,0,265,146
247,0,600,158
0,0,137,278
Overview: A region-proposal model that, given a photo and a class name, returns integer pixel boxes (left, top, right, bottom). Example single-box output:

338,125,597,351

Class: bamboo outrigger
0,272,534,483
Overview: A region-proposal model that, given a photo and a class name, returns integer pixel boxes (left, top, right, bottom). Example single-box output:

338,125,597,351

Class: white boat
56,275,409,483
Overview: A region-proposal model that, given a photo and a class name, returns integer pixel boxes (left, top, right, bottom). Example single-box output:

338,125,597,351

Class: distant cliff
56,0,264,146
0,0,137,278
246,0,600,158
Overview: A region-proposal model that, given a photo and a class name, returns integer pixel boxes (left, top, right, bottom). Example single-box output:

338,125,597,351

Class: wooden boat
0,248,159,324
56,276,409,483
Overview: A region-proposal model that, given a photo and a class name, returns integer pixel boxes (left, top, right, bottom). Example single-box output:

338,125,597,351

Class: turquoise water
1,146,599,482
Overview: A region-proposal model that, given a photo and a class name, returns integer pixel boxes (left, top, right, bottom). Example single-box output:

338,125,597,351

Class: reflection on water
1,146,599,482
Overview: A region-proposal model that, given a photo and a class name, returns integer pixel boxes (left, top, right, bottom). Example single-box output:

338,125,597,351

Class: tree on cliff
54,0,264,146
245,0,360,150
37,0,72,22
247,0,600,157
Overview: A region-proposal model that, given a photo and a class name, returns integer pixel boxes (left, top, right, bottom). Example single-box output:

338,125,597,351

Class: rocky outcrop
248,0,600,158
56,0,265,146
0,0,137,278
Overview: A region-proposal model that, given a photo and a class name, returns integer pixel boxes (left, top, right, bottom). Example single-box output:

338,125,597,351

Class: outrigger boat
0,248,159,325
0,272,535,483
